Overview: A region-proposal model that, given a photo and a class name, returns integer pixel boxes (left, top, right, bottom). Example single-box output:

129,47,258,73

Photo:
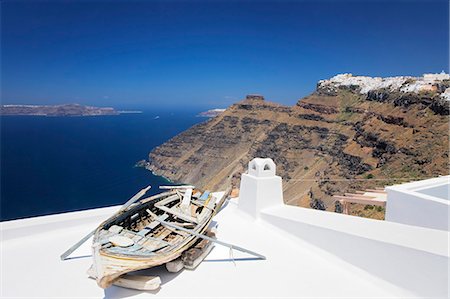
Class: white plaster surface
2,194,448,298
386,176,450,231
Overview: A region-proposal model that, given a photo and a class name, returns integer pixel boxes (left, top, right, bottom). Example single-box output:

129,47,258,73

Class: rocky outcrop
147,74,449,219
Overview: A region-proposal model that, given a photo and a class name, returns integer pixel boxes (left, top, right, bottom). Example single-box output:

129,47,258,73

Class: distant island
0,104,142,116
197,108,226,118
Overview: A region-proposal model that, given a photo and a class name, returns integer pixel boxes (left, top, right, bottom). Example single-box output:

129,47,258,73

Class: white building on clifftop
319,72,450,95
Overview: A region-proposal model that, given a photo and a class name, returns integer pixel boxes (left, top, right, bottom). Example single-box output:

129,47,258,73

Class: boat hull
91,188,230,289
93,235,201,288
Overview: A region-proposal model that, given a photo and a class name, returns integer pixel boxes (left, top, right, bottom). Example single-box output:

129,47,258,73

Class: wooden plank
182,230,215,270
184,243,214,270
88,267,161,291
212,187,232,213
141,228,173,251
147,215,168,229
167,234,183,245
136,214,169,237
154,194,179,207
161,223,189,237
197,193,218,222
154,228,172,240
139,190,177,204
134,214,174,251
165,258,184,273
180,188,193,215
191,199,206,207
156,205,198,223
120,228,171,247
156,218,266,260
113,275,161,291
142,239,169,252
137,214,169,237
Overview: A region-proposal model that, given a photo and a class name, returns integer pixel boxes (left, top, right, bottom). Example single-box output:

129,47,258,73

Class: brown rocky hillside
147,75,449,219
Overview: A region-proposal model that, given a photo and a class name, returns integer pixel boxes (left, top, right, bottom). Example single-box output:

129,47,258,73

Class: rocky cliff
147,74,449,219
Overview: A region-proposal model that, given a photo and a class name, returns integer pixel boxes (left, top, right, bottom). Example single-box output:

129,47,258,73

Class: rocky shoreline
135,160,175,184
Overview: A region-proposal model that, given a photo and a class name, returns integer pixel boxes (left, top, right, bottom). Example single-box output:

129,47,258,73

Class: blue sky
1,0,448,108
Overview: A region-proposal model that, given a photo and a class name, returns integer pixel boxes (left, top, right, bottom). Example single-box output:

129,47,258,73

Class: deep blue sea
0,110,204,221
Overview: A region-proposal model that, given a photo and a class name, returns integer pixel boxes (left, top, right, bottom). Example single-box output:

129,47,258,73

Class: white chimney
238,158,284,218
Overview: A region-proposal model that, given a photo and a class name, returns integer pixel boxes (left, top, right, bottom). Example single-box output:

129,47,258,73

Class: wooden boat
91,187,229,289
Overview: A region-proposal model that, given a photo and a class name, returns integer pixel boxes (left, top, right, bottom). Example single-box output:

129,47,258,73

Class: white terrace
1,158,449,298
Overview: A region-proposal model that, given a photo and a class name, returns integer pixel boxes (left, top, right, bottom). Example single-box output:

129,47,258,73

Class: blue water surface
0,110,203,221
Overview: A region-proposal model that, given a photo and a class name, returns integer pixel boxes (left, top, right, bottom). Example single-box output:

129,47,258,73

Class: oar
157,218,266,260
60,185,151,261
145,208,265,260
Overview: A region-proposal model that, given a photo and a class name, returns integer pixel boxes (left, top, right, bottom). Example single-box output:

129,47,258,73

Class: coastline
1,111,202,220
135,159,176,185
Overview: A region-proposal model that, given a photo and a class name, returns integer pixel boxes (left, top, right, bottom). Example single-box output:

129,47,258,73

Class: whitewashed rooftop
2,198,448,298
1,162,449,298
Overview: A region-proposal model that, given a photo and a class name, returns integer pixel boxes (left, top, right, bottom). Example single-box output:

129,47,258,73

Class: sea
0,109,204,221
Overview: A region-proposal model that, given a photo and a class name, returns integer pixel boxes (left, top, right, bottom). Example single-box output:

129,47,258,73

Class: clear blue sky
1,0,448,109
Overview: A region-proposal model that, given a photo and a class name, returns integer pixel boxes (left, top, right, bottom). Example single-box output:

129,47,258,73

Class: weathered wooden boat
91,187,229,289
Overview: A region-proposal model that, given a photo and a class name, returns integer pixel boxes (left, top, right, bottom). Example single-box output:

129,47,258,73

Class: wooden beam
88,267,161,291
149,215,266,260
155,205,198,223
154,194,179,207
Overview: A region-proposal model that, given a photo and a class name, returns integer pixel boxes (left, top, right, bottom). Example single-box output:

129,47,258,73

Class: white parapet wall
236,159,449,297
385,176,449,231
260,205,449,298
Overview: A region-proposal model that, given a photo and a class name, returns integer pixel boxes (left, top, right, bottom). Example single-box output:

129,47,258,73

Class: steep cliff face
148,75,449,219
